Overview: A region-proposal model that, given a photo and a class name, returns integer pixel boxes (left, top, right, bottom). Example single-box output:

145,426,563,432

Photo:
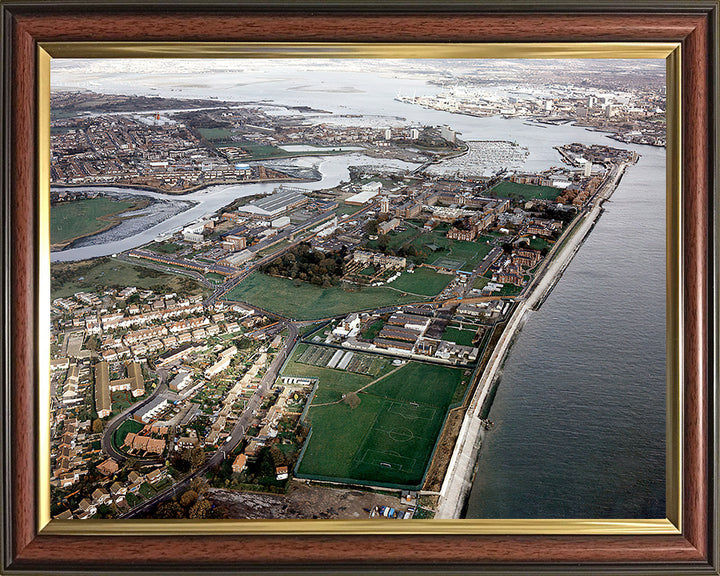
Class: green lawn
200,130,287,158
51,257,208,300
385,267,452,297
298,396,385,480
336,204,366,217
364,362,465,408
51,197,141,245
489,180,560,201
365,228,419,252
441,326,477,347
233,141,285,159
472,276,490,290
146,241,182,255
525,236,553,251
360,319,385,340
281,344,373,405
405,231,493,272
498,283,523,297
111,391,135,414
363,225,493,272
295,360,467,489
138,482,156,498
224,272,426,320
112,419,144,452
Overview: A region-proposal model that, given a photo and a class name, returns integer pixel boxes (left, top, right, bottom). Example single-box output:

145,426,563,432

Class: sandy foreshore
435,161,631,519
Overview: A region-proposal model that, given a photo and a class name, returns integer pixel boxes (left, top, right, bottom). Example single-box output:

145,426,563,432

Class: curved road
100,369,170,464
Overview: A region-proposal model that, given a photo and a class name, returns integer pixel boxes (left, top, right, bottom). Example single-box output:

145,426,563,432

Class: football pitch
293,357,467,488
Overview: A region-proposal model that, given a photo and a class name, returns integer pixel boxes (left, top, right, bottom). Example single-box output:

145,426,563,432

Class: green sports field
282,344,383,405
385,267,452,297
404,231,494,272
291,352,467,488
441,326,477,347
490,180,560,201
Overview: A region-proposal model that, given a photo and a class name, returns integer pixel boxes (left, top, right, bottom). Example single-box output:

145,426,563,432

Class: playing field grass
294,357,467,488
348,400,441,485
385,267,452,296
406,231,494,272
51,257,207,300
367,362,465,407
441,326,477,347
472,276,490,290
234,141,286,159
51,197,141,245
490,180,560,201
225,272,429,320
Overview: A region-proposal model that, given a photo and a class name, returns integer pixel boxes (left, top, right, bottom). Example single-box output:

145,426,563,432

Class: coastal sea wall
435,162,629,519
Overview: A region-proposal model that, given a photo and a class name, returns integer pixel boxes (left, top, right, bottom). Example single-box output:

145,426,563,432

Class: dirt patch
422,407,465,492
343,392,361,409
208,482,413,520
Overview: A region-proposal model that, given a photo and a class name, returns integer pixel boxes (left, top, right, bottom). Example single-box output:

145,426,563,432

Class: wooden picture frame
1,1,717,574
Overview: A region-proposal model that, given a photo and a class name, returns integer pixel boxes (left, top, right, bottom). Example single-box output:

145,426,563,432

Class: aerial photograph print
48,57,666,522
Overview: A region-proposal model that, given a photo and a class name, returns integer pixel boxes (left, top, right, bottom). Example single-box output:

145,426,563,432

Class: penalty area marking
355,448,421,474
387,401,437,422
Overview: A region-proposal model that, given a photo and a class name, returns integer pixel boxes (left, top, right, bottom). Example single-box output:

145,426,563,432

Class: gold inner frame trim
41,42,678,60
36,42,682,536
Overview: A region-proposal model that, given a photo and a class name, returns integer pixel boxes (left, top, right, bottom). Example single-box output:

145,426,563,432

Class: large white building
205,355,232,378
182,223,206,243
138,398,170,423
222,249,254,267
169,370,193,392
271,216,291,229
332,313,361,337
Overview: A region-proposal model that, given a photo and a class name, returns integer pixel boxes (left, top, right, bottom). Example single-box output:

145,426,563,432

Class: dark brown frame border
1,1,717,574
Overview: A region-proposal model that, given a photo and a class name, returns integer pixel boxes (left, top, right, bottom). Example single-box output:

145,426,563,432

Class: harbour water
52,61,666,518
